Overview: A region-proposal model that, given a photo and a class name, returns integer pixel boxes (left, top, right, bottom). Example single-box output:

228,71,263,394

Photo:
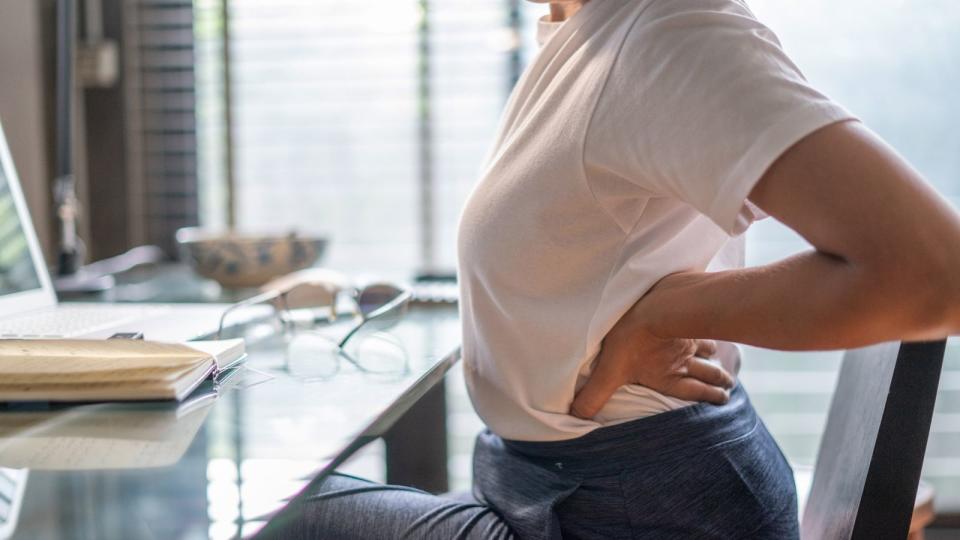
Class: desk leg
384,377,449,493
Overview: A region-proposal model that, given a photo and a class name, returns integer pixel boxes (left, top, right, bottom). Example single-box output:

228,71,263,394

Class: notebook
0,338,245,402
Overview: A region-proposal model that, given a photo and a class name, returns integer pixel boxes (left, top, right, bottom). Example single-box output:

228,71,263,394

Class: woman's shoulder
617,0,778,57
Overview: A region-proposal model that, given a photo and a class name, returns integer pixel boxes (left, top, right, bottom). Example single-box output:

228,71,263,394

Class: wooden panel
84,0,131,260
0,0,53,260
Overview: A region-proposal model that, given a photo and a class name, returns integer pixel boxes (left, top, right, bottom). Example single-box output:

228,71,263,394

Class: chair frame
802,340,946,539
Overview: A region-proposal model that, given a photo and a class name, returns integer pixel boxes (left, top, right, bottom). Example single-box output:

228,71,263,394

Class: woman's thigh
256,473,516,540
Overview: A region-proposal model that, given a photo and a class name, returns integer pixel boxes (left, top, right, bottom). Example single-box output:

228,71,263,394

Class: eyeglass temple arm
215,289,285,339
336,289,413,348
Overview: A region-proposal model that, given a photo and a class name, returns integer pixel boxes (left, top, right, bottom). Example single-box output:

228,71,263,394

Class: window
197,0,544,277
744,0,960,513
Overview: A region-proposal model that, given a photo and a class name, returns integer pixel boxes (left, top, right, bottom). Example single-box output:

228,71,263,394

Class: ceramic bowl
176,228,328,289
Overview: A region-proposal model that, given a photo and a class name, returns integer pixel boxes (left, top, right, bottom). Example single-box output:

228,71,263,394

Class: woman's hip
473,384,799,539
611,417,799,538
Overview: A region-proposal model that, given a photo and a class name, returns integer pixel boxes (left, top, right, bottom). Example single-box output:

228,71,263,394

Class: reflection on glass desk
0,397,214,470
1,297,461,540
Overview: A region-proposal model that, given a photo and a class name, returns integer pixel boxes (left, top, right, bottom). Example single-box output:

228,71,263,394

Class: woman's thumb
569,358,623,419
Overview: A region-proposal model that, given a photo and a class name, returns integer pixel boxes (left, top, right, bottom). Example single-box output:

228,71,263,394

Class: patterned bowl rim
175,227,327,246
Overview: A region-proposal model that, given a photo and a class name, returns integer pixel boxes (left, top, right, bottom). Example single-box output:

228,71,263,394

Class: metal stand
384,377,449,493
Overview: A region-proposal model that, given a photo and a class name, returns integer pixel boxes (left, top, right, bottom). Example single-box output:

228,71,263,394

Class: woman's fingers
667,376,731,405
570,352,625,419
686,357,735,389
570,340,733,419
695,339,718,358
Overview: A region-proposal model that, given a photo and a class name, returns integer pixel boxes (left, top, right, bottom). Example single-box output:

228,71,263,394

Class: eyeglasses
214,271,413,379
282,328,410,382
214,268,352,339
279,282,412,381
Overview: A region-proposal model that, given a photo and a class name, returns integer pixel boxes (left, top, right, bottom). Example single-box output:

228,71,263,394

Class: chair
801,340,946,539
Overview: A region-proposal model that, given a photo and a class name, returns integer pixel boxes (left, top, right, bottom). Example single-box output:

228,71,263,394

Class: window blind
200,0,540,276
125,0,200,255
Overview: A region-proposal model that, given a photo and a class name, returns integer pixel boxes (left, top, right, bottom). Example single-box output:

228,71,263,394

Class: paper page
0,361,215,401
185,338,246,370
0,362,202,385
0,340,209,377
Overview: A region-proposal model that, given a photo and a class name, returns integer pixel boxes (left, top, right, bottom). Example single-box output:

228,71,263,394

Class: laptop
0,468,26,540
0,119,249,341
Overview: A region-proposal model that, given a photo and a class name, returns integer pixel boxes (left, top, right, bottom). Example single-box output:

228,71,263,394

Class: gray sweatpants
257,384,799,539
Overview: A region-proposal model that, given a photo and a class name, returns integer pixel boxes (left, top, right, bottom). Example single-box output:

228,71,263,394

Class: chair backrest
801,340,946,540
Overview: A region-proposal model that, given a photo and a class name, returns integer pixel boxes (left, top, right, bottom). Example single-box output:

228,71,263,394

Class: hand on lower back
569,296,734,419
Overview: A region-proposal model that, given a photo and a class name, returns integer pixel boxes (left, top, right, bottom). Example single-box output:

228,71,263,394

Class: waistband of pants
499,384,759,476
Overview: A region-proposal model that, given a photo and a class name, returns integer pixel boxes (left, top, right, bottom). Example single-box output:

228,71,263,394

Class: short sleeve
584,0,857,235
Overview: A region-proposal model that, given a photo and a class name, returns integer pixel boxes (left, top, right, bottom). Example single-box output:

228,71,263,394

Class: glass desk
1,266,461,539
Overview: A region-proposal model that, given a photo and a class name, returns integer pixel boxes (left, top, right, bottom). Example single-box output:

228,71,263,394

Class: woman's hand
570,286,735,419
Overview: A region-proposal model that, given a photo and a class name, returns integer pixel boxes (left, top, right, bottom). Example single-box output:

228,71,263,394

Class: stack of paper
0,339,245,402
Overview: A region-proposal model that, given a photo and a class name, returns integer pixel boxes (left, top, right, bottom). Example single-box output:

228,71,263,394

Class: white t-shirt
457,0,855,442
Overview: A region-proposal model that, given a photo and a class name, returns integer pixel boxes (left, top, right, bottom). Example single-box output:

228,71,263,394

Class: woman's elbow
923,267,960,338
873,251,960,339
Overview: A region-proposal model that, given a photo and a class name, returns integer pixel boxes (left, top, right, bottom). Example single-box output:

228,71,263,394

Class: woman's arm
571,121,960,418
645,121,960,347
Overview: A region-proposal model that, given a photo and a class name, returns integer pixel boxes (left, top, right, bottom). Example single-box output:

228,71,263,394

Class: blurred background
0,0,959,534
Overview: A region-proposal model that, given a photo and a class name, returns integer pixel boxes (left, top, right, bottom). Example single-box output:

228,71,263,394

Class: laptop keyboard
0,469,14,524
0,304,171,338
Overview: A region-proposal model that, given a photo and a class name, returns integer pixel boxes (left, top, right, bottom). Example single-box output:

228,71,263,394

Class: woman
263,0,960,538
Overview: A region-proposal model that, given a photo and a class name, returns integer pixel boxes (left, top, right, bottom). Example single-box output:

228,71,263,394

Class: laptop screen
0,162,42,296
